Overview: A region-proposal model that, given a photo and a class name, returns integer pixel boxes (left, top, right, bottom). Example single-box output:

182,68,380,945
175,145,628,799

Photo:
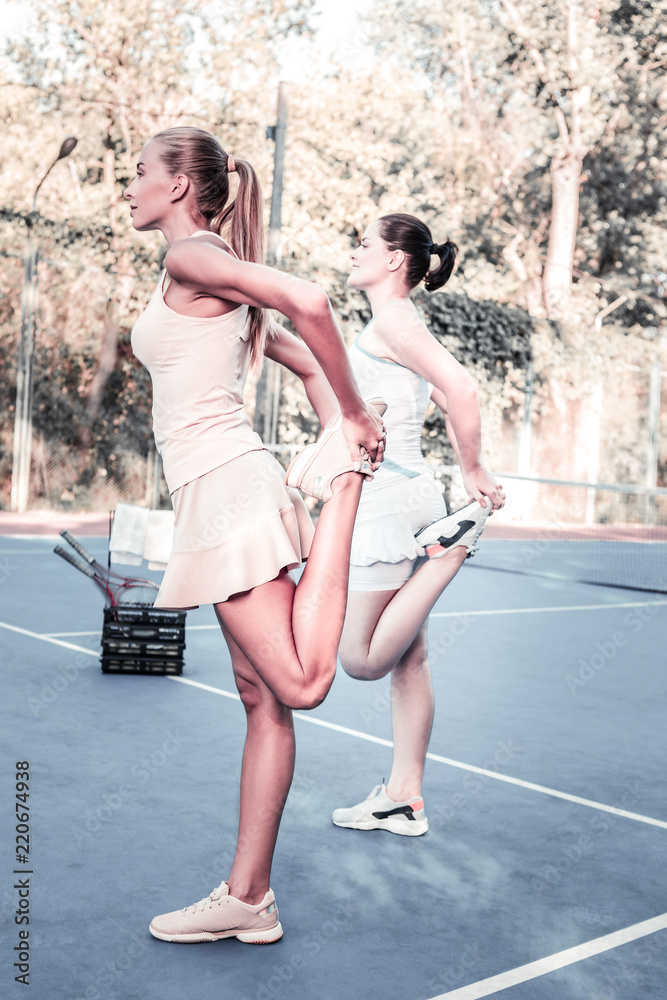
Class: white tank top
348,318,432,478
131,232,264,493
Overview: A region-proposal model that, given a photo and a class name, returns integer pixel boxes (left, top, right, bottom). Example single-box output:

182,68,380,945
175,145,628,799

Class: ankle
424,543,468,564
328,471,363,497
386,783,421,803
226,879,270,905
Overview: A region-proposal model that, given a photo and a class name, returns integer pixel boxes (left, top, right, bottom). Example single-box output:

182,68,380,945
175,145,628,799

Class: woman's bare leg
210,473,363,904
220,623,295,904
385,624,433,801
339,545,467,680
215,471,363,711
338,547,467,806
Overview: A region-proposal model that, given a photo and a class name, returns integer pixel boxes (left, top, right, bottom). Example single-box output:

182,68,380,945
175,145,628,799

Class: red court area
483,522,667,542
3,511,666,542
0,511,110,535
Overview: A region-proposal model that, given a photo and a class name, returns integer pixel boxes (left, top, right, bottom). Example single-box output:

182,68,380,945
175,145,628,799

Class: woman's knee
235,671,283,718
339,652,391,682
281,670,335,711
234,659,335,713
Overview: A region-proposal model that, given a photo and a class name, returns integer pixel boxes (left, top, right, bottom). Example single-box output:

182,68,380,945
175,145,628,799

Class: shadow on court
1,530,666,1000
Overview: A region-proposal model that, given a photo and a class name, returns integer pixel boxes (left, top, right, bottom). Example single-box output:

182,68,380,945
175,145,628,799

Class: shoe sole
149,921,284,944
285,445,371,500
332,817,428,836
285,440,320,492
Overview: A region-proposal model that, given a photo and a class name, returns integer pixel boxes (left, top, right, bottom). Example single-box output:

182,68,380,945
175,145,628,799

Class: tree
0,0,314,508
363,0,666,326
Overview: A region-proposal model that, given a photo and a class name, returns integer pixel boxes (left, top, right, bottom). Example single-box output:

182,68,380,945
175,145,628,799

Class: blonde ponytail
153,127,274,369
215,158,274,368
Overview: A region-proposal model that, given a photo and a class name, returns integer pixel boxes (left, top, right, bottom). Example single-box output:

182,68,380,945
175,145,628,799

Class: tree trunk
542,145,583,320
77,313,119,466
502,234,544,317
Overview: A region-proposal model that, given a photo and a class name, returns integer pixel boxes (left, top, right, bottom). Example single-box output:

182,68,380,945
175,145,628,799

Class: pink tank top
131,232,264,493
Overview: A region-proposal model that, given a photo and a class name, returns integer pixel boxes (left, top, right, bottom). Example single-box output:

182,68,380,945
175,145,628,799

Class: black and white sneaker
332,784,428,836
415,500,492,559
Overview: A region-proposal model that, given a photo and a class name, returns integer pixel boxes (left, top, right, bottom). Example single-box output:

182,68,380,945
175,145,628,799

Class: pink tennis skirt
154,449,314,609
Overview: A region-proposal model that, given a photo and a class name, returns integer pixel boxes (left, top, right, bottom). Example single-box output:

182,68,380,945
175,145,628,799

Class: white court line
169,675,240,702
421,750,667,830
43,630,100,638
166,675,667,831
430,911,667,1000
0,621,99,656
36,600,667,640
43,624,220,637
179,624,220,630
431,599,667,618
42,625,219,637
5,621,667,831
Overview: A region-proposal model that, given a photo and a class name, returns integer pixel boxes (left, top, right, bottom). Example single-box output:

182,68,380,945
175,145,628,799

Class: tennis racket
54,530,160,607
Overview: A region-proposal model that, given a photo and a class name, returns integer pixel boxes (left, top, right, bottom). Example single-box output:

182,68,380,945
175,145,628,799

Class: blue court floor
1,533,666,1000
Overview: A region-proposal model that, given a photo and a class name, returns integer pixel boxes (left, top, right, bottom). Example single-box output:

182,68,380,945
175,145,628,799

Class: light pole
11,136,78,512
254,85,287,445
267,82,287,264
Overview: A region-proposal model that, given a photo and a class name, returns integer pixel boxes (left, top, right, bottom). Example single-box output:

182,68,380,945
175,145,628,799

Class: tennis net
436,471,667,595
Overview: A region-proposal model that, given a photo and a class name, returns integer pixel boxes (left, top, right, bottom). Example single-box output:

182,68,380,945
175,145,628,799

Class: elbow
294,283,332,325
460,375,479,406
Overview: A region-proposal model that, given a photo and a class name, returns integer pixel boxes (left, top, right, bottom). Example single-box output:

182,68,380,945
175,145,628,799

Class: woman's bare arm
429,385,504,508
372,304,505,508
165,240,385,464
429,387,463,466
264,325,339,429
375,304,482,467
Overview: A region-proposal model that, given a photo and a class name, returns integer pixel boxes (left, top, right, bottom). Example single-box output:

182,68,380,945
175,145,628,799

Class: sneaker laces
182,881,229,914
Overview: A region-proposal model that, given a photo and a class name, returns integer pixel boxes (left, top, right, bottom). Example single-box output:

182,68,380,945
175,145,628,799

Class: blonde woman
124,127,385,943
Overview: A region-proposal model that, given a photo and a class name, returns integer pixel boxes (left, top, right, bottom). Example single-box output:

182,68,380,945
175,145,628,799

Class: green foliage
0,0,664,510
415,291,533,380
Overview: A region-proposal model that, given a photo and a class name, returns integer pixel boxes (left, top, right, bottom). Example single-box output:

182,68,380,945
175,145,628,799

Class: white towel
110,504,174,571
145,509,175,569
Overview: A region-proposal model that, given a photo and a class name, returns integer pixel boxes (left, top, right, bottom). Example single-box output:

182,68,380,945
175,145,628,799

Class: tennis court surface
1,505,666,1000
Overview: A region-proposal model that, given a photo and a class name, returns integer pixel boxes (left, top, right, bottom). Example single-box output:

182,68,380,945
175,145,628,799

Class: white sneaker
332,784,428,836
149,881,283,944
415,500,492,559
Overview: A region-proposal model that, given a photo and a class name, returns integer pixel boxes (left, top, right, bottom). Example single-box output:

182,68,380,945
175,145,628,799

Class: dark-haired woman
124,127,385,942
332,214,505,836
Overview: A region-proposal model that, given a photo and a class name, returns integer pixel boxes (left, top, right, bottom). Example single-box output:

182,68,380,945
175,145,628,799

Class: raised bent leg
220,622,295,905
339,545,467,680
216,472,363,710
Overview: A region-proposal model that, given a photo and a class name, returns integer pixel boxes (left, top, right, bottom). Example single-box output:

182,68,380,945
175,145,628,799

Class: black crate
101,605,186,675
101,655,184,676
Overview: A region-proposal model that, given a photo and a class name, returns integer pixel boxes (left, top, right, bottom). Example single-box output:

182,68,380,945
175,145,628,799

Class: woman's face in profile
348,221,392,290
124,141,175,232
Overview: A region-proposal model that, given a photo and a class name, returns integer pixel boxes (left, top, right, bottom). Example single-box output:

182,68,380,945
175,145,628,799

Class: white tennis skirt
155,449,314,609
348,467,446,591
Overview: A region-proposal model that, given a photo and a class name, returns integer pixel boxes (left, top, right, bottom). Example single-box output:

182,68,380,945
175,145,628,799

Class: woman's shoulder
189,231,238,257
164,235,237,285
373,299,432,358
375,298,415,321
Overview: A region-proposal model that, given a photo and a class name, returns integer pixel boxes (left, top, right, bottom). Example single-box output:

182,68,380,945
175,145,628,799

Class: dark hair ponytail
152,126,273,368
378,213,458,292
